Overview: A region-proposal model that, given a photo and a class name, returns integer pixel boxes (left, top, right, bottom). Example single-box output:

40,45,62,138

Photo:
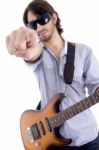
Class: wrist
24,42,43,63
24,54,42,63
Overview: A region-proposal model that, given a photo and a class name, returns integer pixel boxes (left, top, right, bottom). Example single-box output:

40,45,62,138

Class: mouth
38,30,47,37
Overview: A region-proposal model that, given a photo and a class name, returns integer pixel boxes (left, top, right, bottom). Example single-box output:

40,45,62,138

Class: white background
0,0,99,150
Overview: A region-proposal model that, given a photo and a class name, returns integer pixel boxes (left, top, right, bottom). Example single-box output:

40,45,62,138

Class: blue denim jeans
52,135,99,150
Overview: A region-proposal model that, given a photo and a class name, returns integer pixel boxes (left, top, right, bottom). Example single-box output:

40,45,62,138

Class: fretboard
49,90,99,128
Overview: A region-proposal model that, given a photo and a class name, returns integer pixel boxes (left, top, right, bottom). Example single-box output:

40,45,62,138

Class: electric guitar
20,90,99,150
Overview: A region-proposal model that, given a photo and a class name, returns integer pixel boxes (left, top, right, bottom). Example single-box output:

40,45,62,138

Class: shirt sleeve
23,48,44,72
83,46,99,94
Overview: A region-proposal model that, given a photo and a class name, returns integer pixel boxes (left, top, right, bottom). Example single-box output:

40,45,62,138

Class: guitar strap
63,42,75,84
37,42,75,110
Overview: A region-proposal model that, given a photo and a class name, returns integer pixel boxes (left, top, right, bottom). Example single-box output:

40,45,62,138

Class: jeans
52,135,99,150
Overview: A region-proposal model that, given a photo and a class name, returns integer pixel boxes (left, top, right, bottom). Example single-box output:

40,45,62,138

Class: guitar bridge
27,123,41,143
27,127,34,143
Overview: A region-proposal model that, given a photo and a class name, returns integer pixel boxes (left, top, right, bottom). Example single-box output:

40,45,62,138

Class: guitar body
20,93,71,150
20,90,99,150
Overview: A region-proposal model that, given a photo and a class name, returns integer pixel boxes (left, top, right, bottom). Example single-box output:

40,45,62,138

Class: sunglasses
27,13,51,30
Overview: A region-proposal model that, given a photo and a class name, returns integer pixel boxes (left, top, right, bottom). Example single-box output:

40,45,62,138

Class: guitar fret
67,107,74,118
89,95,96,105
87,97,92,107
76,102,83,113
57,114,62,126
55,117,61,126
64,108,70,119
75,103,81,114
48,91,99,129
50,113,64,128
50,118,55,128
92,94,97,104
70,107,74,117
64,109,68,120
94,93,99,101
71,105,77,116
81,99,87,110
53,119,57,127
20,90,99,150
51,119,54,128
60,112,66,122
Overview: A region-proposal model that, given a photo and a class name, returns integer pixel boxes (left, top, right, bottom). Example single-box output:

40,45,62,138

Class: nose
36,23,43,31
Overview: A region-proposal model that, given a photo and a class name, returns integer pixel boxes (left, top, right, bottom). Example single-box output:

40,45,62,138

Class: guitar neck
49,91,99,128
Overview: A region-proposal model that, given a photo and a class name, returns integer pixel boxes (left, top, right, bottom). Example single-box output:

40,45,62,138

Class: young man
6,0,99,149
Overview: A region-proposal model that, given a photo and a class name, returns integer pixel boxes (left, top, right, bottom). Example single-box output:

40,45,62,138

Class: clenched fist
6,27,42,61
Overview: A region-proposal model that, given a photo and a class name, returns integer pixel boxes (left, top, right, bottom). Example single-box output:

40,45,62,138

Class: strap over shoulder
63,42,75,84
36,42,75,110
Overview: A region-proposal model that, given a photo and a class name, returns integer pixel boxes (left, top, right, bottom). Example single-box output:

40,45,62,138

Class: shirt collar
42,40,68,57
60,40,68,57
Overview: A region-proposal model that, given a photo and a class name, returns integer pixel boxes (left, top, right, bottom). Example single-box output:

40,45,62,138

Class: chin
42,35,52,42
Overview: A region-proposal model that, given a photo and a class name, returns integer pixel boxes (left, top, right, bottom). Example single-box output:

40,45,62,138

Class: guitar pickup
31,123,41,140
39,121,46,135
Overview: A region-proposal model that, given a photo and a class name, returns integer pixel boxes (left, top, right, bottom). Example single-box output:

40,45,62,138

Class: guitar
20,90,99,150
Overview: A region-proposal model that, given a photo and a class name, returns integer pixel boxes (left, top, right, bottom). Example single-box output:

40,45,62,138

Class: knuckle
11,30,17,36
19,26,25,30
15,42,22,49
15,41,26,50
18,27,26,34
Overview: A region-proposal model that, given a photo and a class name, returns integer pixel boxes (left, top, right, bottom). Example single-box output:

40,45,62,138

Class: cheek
48,21,55,31
49,23,56,33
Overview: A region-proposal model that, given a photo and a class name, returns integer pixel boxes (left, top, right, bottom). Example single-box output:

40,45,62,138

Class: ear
52,13,58,24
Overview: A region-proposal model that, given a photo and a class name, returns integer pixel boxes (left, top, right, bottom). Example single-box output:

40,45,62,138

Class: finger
6,35,13,54
14,49,26,57
9,30,17,54
6,35,10,48
15,27,27,50
25,28,40,47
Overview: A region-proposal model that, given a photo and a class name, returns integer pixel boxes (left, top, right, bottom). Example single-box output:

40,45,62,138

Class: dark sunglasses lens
27,13,51,30
39,13,51,25
27,21,37,30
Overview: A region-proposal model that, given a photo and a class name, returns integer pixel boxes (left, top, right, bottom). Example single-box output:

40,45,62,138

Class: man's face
27,11,57,42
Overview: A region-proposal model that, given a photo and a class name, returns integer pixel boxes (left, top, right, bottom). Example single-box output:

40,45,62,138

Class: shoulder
74,42,93,59
75,42,92,52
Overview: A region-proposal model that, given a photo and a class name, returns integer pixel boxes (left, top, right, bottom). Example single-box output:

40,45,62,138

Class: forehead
27,11,38,22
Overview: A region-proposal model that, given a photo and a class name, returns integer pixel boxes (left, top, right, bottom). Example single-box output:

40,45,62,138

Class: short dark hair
23,0,63,36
